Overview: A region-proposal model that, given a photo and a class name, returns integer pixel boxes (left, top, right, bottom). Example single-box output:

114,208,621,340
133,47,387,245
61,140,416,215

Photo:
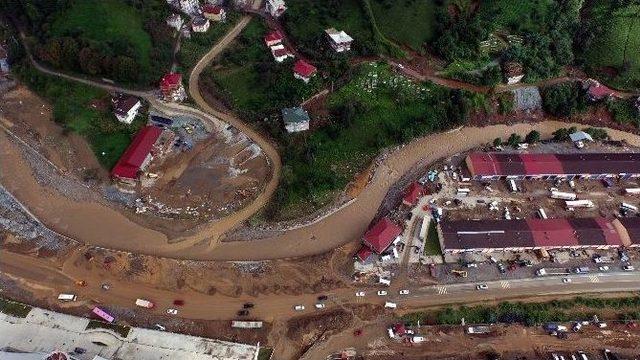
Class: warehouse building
462,152,640,181
438,217,637,254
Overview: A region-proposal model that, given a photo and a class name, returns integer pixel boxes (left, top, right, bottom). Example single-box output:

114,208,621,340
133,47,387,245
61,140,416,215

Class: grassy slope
50,0,152,70
584,3,640,90
17,65,144,169
370,0,437,51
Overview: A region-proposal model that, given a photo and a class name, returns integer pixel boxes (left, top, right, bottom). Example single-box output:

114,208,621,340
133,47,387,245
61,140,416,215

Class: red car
173,300,185,306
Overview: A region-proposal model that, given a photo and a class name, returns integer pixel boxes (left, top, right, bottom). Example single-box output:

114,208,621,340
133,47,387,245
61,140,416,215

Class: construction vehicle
451,269,468,278
75,280,86,287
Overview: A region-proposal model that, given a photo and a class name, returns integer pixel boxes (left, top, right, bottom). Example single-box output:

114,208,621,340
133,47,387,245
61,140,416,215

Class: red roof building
439,217,630,253
585,79,616,101
354,246,373,263
111,126,163,181
464,152,640,180
402,182,424,206
293,59,317,83
160,73,186,102
264,31,283,47
203,4,226,21
362,217,402,254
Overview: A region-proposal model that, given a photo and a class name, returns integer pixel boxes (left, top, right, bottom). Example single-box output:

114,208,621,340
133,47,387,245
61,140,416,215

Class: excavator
450,269,468,278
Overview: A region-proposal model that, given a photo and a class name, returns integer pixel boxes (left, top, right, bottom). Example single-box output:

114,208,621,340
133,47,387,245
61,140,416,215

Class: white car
154,324,166,331
294,305,305,311
562,278,572,283
355,291,366,297
166,308,178,315
476,284,488,290
314,303,325,309
399,289,410,295
377,290,388,296
623,265,635,271
598,266,610,271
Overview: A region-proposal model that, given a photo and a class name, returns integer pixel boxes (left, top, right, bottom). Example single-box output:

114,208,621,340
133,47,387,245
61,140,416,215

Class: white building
325,28,353,52
265,0,286,17
270,44,293,63
282,107,310,133
0,306,260,360
191,16,210,32
179,0,201,15
112,94,142,124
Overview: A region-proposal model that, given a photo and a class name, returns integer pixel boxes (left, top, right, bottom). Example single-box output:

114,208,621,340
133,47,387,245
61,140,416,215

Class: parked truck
135,298,155,309
551,191,577,201
536,268,570,276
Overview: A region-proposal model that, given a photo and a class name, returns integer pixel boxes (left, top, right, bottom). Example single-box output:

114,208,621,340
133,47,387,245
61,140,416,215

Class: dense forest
2,0,174,85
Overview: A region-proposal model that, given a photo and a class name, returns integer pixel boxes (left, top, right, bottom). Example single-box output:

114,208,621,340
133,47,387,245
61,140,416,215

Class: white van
57,294,77,302
384,302,397,309
379,277,391,286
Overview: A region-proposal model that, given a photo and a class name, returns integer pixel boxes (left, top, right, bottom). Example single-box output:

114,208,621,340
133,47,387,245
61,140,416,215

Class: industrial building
438,217,639,254
462,152,640,181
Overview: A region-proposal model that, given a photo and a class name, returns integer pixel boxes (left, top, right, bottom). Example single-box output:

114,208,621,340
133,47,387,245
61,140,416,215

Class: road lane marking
436,286,447,295
501,281,510,289
589,275,600,283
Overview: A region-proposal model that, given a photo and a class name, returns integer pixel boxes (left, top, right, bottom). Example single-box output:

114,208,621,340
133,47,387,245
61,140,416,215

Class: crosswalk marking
436,286,447,295
589,275,600,283
501,281,510,289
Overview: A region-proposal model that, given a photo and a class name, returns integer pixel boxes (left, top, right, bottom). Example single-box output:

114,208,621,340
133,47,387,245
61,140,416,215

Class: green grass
370,0,437,51
177,12,242,75
0,297,32,318
50,0,152,70
257,348,273,360
476,0,555,33
423,220,442,256
16,64,145,169
266,62,471,219
402,296,640,327
86,320,131,338
583,3,640,90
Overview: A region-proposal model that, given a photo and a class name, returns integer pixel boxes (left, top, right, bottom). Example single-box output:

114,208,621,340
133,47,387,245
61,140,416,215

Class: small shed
281,107,310,133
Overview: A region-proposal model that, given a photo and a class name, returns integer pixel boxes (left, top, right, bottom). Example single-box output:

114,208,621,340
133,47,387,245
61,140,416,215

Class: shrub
541,83,588,117
525,130,541,143
507,133,522,147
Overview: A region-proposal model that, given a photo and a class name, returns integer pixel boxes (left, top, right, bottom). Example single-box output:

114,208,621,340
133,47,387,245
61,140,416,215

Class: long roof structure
465,152,640,177
440,217,629,251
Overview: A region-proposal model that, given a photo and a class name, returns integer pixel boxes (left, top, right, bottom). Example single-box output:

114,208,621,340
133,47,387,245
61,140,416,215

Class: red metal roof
272,47,290,57
160,73,182,91
588,82,615,100
519,153,564,177
362,217,402,254
526,218,579,247
402,182,424,206
355,246,373,262
264,31,283,44
293,59,317,78
203,4,223,14
111,126,163,180
466,152,640,177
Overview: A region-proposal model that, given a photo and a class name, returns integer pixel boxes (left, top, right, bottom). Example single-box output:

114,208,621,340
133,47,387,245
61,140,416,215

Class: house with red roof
402,182,424,207
270,44,293,63
293,60,317,83
362,217,403,254
264,31,283,47
584,79,616,101
203,4,226,22
111,126,163,183
160,73,186,102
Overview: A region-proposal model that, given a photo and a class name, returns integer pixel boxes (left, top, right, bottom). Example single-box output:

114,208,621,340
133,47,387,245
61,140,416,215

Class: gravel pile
0,185,77,251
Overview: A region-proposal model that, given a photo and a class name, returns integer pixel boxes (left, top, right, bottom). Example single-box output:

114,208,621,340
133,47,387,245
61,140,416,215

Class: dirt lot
0,86,272,237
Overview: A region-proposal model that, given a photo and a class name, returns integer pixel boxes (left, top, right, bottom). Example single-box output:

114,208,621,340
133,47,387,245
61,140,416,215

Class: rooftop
362,217,402,254
293,59,317,78
325,28,353,44
281,107,310,125
465,152,640,177
111,126,162,179
440,217,628,251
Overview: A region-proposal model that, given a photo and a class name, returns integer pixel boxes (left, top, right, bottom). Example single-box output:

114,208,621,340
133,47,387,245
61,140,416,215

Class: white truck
57,294,77,302
135,298,155,308
536,268,570,276
565,200,594,209
550,191,577,201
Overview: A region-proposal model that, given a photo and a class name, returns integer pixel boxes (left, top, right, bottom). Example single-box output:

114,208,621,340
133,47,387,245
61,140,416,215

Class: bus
92,307,115,323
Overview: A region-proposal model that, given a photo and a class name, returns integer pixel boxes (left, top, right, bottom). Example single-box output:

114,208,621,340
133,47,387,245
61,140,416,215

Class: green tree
507,133,522,147
493,137,502,147
525,130,541,143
